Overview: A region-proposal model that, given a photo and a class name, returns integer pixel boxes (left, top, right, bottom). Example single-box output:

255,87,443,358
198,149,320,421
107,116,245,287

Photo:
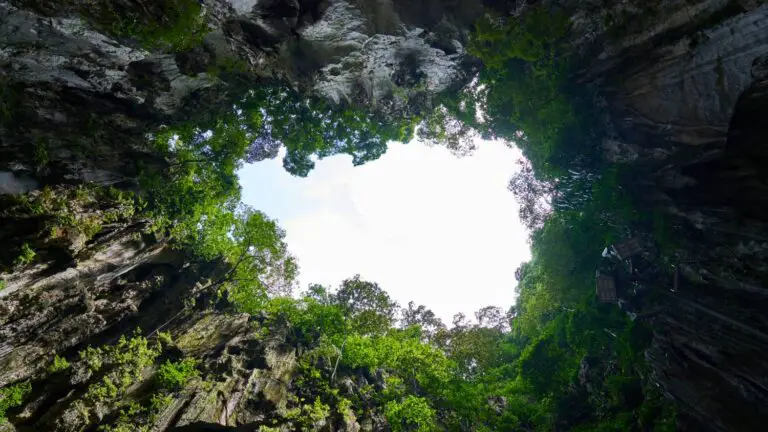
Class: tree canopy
53,8,674,430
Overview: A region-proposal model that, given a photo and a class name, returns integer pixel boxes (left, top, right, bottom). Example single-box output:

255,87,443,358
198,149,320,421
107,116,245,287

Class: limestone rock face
0,1,483,429
0,0,482,189
547,1,768,429
0,187,381,431
4,0,768,431
210,0,484,111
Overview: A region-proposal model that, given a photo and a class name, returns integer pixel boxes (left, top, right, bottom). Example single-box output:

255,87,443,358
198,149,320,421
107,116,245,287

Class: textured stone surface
556,1,768,429
3,0,768,430
0,0,482,189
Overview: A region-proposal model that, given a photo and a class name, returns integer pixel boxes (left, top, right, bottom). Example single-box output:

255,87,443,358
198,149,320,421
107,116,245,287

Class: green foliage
243,85,417,177
0,5,673,430
157,331,174,347
251,268,671,432
518,318,579,395
156,358,199,390
206,56,251,77
334,275,399,336
384,395,437,432
2,185,137,252
150,393,174,411
13,243,36,267
80,345,105,372
34,139,49,168
417,98,479,157
255,275,400,355
256,279,464,430
652,209,683,260
99,393,174,432
300,397,330,428
140,106,298,304
400,302,446,343
472,7,570,64
510,223,675,430
337,397,354,421
282,396,332,429
503,151,651,429
78,331,161,421
218,208,298,310
48,355,72,374
133,82,420,315
421,10,574,160
343,329,453,393
140,108,255,242
467,7,590,177
208,8,676,427
0,381,31,421
261,295,347,344
442,320,504,379
99,401,147,432
85,0,208,52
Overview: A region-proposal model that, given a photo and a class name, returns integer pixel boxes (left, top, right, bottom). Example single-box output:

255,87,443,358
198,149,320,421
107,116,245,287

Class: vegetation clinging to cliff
136,82,420,303
468,6,591,177
81,0,208,51
0,2,682,430
0,381,31,422
454,7,675,430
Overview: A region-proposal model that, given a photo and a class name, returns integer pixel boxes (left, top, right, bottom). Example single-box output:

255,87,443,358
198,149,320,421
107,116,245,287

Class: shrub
98,393,174,432
156,358,199,390
87,0,209,52
79,332,161,418
157,331,174,347
13,243,36,267
303,397,330,425
0,381,31,421
384,395,437,432
48,355,71,374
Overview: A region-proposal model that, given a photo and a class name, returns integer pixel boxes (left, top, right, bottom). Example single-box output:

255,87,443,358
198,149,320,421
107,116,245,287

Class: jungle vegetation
0,4,677,431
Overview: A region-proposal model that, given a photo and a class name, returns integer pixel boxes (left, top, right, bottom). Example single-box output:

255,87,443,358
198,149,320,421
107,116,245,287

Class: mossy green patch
33,139,49,169
3,185,137,252
156,358,199,390
76,331,161,424
84,0,209,52
0,381,31,421
13,243,36,268
48,355,72,374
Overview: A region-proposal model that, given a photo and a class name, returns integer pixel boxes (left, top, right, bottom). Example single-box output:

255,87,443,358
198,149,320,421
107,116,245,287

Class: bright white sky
238,138,531,325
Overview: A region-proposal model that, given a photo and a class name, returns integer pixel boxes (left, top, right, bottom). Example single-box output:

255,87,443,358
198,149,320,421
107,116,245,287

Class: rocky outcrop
1,274,384,431
4,0,768,430
0,0,483,190
0,185,385,431
0,1,486,429
542,0,768,429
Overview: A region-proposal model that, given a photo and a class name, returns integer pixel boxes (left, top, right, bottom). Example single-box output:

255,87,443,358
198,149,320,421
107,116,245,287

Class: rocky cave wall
3,0,768,430
0,1,486,430
0,0,484,192
552,0,768,429
0,186,383,432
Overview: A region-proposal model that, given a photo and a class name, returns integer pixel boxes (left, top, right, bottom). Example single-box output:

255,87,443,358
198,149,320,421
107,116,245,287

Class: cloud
238,139,531,325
